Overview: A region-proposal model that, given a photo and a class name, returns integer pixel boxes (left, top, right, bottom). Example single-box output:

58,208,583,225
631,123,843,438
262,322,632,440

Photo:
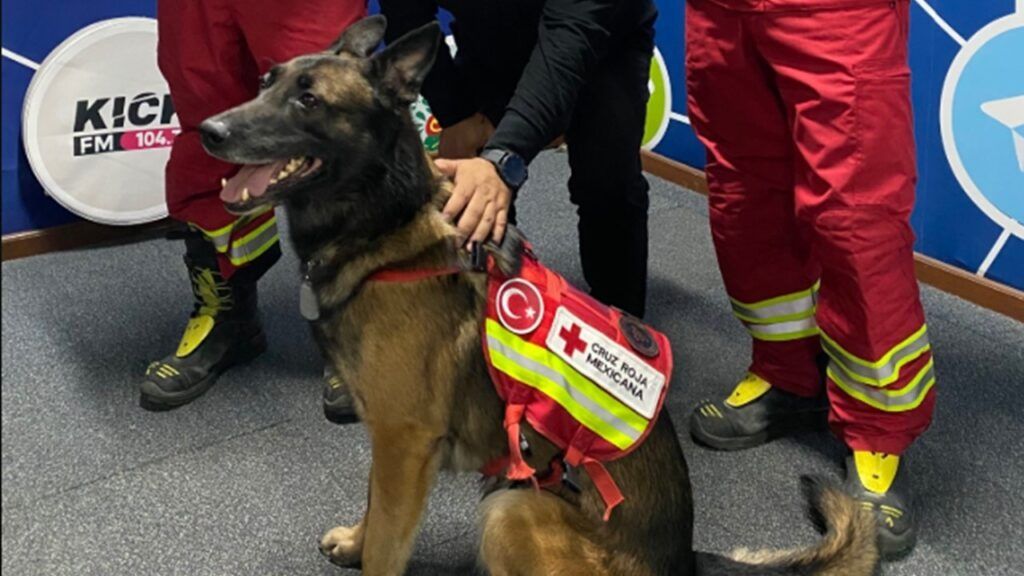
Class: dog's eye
259,72,274,90
298,93,320,109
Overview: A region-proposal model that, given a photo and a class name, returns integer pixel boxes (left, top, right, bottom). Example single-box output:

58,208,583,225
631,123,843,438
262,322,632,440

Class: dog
199,15,879,576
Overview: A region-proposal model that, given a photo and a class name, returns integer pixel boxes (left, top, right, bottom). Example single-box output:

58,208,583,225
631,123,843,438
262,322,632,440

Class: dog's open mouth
220,156,323,210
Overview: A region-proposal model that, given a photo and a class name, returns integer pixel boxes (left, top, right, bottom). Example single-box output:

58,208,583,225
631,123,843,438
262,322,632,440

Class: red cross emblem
559,323,587,357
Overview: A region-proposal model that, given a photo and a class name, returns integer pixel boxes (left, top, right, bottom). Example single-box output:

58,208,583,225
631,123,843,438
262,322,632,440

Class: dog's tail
695,476,879,576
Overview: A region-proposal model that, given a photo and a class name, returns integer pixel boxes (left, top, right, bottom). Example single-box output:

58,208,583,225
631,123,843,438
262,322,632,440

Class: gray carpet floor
3,151,1023,576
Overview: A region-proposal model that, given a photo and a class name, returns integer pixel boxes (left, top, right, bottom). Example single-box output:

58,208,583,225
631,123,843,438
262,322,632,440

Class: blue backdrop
3,0,1021,292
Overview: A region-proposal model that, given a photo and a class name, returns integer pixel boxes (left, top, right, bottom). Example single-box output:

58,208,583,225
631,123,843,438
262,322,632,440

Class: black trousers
501,39,653,318
565,40,653,319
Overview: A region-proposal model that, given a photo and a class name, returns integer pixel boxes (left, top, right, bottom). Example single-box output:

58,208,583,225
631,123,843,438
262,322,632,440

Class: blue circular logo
941,13,1024,239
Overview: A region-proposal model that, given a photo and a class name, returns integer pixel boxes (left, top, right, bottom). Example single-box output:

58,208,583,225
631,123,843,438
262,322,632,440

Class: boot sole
879,525,918,562
139,331,268,411
323,404,360,425
690,409,828,451
876,522,917,557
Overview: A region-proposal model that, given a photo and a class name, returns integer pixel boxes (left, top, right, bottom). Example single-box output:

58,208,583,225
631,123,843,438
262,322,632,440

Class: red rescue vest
369,245,673,521
481,247,672,520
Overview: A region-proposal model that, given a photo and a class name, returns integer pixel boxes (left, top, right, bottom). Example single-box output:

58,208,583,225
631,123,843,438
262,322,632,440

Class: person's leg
759,0,931,557
563,26,653,319
685,0,826,450
143,0,280,410
236,0,366,70
236,0,368,423
158,0,280,279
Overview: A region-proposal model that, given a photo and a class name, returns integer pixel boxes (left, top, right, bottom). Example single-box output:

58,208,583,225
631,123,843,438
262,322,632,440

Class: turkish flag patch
495,278,544,335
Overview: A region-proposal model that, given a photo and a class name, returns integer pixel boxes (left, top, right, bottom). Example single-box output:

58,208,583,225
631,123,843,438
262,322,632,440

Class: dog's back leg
479,489,651,576
479,489,607,576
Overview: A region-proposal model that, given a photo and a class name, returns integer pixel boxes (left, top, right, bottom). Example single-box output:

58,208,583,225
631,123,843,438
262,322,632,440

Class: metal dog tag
299,278,320,321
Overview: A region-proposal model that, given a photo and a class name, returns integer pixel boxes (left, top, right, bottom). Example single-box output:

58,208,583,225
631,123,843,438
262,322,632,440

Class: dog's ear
368,22,441,108
328,15,387,57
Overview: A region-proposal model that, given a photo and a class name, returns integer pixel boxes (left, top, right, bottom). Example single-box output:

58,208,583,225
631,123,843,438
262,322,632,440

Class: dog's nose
199,119,231,147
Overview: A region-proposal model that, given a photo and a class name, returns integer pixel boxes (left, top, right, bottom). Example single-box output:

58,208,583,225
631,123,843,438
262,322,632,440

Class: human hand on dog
436,158,512,246
437,113,496,159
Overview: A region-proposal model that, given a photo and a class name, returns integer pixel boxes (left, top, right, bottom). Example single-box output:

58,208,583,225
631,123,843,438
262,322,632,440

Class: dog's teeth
269,177,278,184
278,170,289,179
241,188,250,201
221,178,227,188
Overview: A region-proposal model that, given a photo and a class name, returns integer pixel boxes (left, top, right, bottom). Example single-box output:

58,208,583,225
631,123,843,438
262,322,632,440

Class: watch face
503,153,527,188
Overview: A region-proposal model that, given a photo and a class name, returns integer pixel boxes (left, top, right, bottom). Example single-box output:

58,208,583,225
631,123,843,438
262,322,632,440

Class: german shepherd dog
199,15,879,576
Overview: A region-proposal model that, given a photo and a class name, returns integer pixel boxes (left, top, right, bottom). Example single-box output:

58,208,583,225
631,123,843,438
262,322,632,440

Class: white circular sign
940,12,1024,240
22,18,176,225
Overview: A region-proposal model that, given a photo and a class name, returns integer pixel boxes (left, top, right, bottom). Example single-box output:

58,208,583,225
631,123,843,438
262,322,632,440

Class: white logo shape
980,94,1024,172
21,18,173,225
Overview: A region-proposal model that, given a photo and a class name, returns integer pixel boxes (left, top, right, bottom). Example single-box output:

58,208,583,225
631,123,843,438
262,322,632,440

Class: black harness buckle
561,460,582,493
470,241,487,272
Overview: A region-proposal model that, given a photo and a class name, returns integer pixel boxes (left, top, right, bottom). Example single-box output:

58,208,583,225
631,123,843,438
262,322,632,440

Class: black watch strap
481,148,528,191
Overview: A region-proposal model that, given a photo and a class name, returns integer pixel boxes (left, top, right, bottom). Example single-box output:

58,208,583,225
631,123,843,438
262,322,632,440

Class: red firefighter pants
157,0,366,277
685,0,934,455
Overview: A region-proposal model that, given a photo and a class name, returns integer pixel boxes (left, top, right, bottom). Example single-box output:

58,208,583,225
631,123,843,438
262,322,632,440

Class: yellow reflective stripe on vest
487,348,641,450
828,358,935,412
226,215,279,266
485,319,646,450
731,283,819,341
730,281,819,324
821,325,930,387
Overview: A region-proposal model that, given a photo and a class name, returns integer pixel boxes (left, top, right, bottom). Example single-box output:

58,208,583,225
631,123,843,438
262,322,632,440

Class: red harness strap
564,443,624,521
479,453,567,492
366,265,463,283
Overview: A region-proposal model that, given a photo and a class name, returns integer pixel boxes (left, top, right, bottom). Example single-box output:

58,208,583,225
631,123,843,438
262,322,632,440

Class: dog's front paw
319,525,363,567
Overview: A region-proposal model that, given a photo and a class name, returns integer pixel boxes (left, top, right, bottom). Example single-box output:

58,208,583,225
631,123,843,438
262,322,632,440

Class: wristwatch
480,148,528,192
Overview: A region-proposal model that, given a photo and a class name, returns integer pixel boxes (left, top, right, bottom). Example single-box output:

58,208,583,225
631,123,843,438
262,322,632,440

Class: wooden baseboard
2,219,173,262
641,150,1024,322
912,254,1024,322
642,151,709,196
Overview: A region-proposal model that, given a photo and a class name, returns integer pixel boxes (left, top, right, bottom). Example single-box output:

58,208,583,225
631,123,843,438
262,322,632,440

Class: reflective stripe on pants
731,282,820,341
191,207,280,273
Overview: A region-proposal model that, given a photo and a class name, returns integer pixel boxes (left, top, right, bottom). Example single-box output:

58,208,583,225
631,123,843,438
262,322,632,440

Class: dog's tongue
220,160,287,203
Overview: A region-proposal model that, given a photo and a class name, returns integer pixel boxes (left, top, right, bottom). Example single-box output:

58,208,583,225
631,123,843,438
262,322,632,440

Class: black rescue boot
690,372,829,450
140,233,268,410
322,367,359,424
845,451,917,560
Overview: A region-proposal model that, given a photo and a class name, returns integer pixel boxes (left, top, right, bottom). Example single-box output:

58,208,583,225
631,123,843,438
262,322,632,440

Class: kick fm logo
72,92,179,157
